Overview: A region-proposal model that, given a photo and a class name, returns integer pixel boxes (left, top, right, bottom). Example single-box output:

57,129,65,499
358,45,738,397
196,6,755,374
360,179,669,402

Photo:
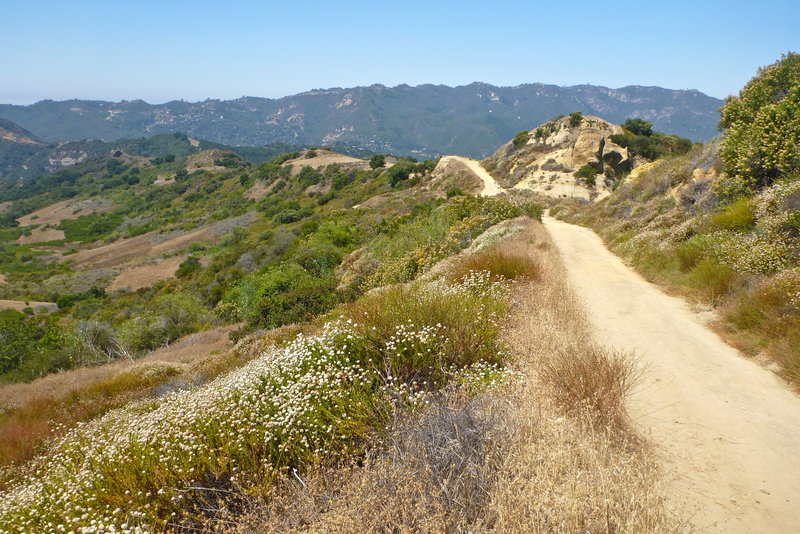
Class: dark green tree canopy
369,154,386,169
622,118,653,137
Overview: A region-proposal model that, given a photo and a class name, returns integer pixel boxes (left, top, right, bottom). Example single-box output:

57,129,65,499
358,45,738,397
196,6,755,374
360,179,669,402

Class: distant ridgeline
0,83,722,159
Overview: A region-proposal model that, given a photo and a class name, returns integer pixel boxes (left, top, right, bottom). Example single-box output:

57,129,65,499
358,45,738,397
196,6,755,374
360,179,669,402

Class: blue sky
2,0,797,104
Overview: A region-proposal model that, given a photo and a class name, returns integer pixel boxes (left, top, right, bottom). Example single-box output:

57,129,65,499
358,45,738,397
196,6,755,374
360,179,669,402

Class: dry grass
16,197,114,227
538,345,639,428
448,243,541,284
221,220,685,533
107,254,187,291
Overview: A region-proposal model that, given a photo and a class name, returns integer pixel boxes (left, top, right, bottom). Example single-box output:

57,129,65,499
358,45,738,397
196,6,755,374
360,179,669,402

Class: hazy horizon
3,0,798,106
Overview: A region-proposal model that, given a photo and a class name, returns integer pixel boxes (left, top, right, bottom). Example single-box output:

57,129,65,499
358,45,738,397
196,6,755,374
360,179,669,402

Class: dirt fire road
544,216,800,533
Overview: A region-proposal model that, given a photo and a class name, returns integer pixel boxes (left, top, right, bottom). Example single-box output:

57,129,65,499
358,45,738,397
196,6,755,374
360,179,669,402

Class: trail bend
440,156,504,197
543,216,800,533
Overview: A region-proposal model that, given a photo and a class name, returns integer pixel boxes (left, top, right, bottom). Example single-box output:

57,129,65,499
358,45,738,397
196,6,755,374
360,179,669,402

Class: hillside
1,55,798,533
0,118,42,144
0,83,723,159
0,128,311,183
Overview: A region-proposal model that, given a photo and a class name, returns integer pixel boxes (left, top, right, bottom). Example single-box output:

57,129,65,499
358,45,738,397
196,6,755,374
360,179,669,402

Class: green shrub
446,187,466,198
622,118,653,136
342,274,509,384
708,198,756,231
370,154,386,169
386,161,416,187
674,236,712,271
575,165,598,186
222,264,337,329
56,286,107,309
448,246,540,283
176,256,202,278
688,258,739,304
569,112,583,127
119,293,211,353
512,131,529,148
59,212,123,243
0,312,78,381
521,201,544,221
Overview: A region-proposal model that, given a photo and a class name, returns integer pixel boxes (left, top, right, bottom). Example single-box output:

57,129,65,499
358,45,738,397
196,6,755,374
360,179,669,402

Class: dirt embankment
283,150,371,176
0,325,236,411
107,255,187,292
544,216,800,533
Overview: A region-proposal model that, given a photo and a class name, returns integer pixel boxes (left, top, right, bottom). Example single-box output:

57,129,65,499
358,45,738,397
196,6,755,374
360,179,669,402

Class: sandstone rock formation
482,115,634,201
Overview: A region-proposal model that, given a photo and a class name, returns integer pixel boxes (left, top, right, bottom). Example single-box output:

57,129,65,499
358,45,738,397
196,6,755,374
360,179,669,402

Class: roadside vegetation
552,53,800,384
0,216,683,533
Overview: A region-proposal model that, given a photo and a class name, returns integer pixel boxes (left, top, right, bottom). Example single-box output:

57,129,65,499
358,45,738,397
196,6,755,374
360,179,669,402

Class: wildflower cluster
0,274,511,533
712,230,794,274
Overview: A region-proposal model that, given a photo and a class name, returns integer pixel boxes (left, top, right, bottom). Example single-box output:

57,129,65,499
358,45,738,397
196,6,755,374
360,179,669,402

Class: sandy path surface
444,156,504,196
543,216,800,533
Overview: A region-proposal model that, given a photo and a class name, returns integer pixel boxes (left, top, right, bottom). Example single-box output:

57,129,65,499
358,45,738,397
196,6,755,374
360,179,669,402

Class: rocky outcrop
482,115,635,201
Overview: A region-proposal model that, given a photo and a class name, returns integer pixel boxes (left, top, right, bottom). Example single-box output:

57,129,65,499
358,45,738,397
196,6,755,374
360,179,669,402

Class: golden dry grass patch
17,226,65,245
16,197,114,227
107,254,187,292
0,299,57,313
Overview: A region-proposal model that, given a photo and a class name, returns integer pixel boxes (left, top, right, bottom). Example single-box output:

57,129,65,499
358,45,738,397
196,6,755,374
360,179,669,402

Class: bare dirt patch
0,202,11,213
185,149,232,172
436,156,504,197
107,254,187,292
0,299,57,313
153,175,175,186
18,227,65,245
66,229,209,270
246,179,279,201
66,213,254,270
17,198,114,227
283,150,370,176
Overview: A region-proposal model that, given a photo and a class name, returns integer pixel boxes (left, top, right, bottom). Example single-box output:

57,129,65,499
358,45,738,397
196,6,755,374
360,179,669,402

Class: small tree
569,112,583,127
512,131,529,148
622,118,654,136
574,165,598,187
370,154,386,169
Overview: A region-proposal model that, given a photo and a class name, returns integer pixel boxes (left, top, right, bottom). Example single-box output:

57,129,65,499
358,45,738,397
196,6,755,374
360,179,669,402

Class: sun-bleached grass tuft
538,344,639,428
447,243,541,284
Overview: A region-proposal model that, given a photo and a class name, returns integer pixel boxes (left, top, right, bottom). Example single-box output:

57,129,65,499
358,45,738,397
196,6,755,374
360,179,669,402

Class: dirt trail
445,156,504,197
543,216,800,533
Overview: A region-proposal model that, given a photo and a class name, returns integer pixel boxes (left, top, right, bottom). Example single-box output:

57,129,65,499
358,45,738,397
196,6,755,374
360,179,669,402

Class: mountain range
0,83,723,160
